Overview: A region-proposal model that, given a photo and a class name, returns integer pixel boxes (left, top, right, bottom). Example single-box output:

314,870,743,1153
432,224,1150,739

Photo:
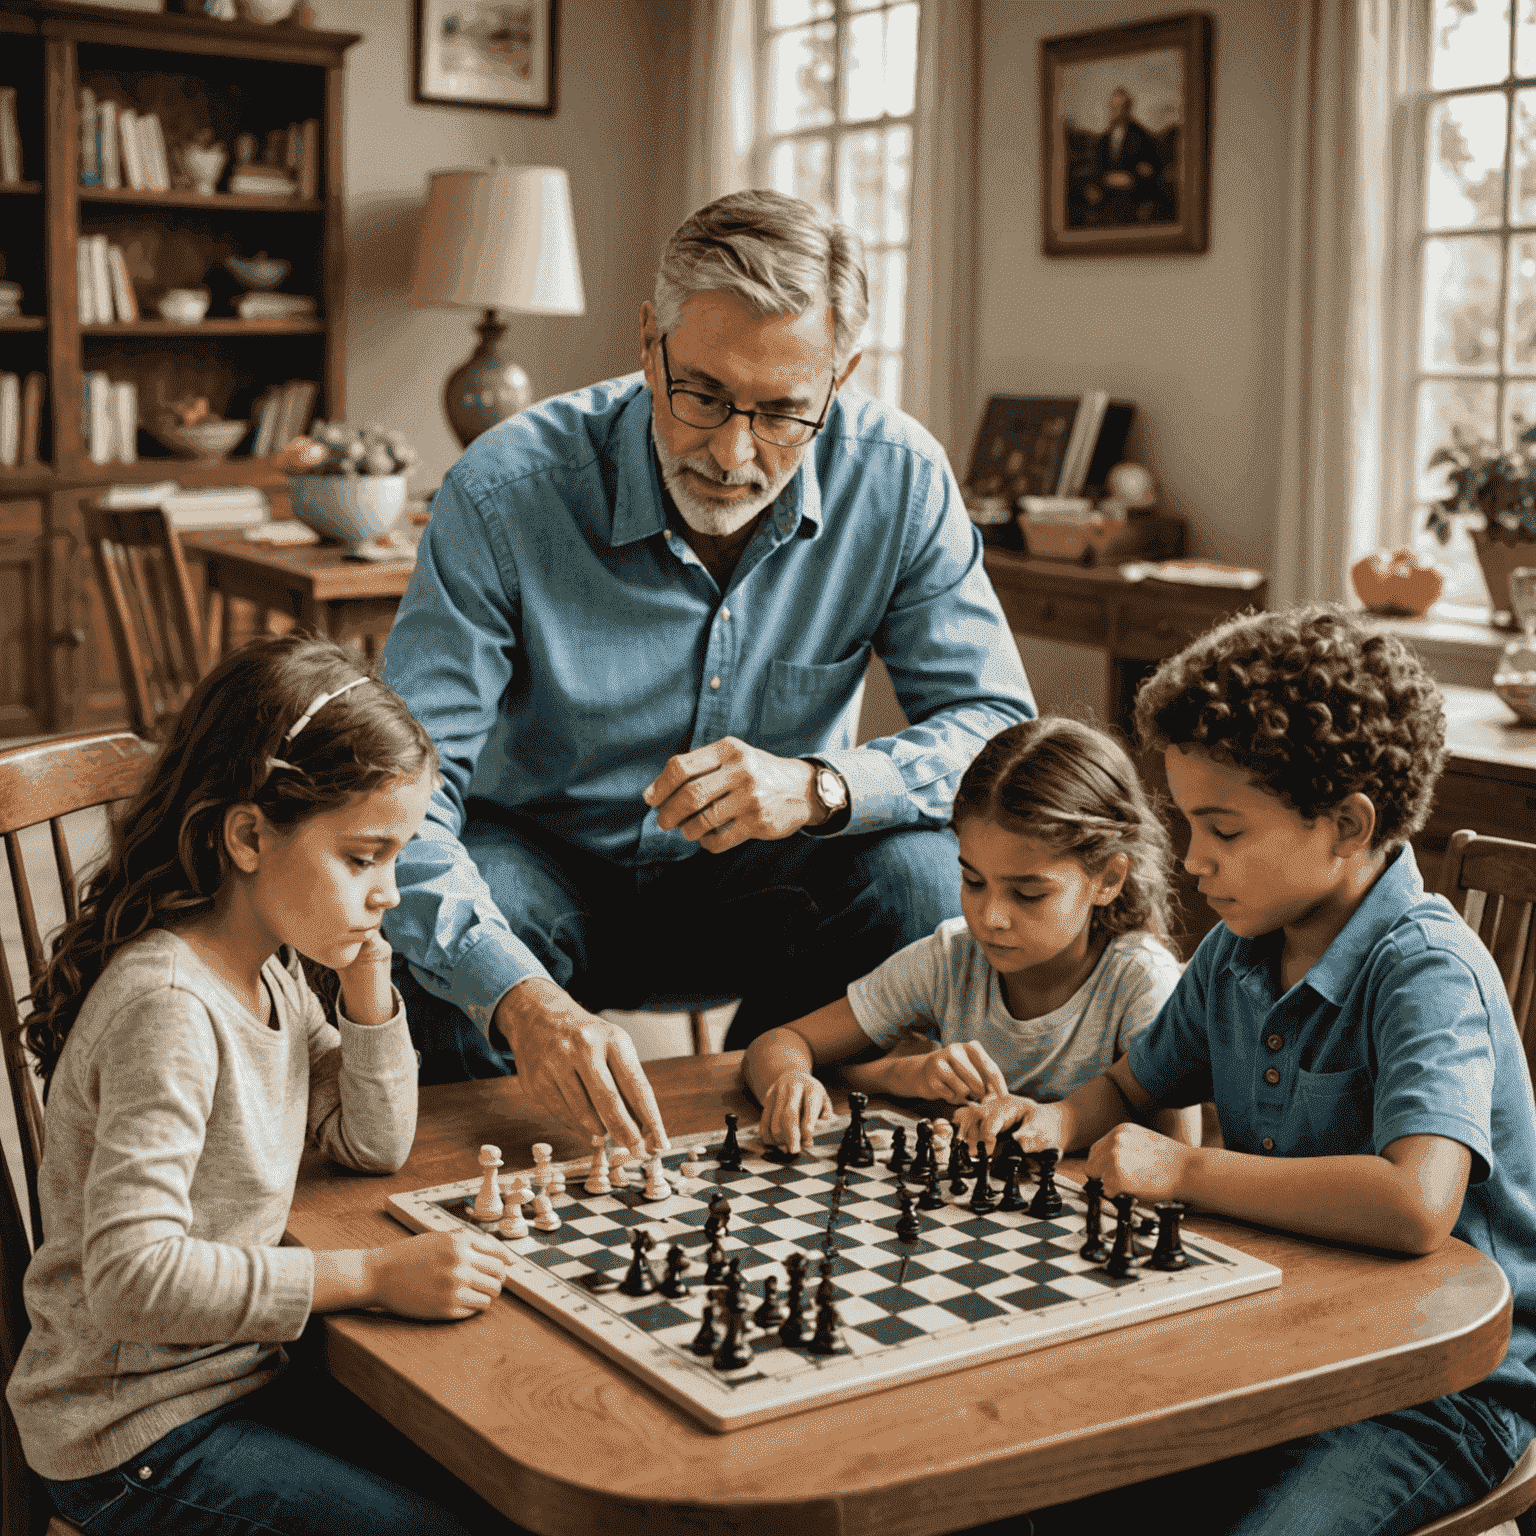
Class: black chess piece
968,1144,997,1215
888,1125,910,1175
1148,1200,1191,1271
895,1186,921,1242
1104,1193,1138,1278
780,1255,810,1347
716,1112,743,1172
815,1252,837,1309
837,1091,875,1170
911,1119,935,1182
689,1298,719,1356
945,1134,968,1196
1079,1175,1110,1263
659,1243,691,1298
723,1255,744,1309
854,1094,874,1167
996,1155,1025,1212
954,1132,975,1176
753,1274,788,1329
711,1295,754,1371
703,1236,728,1284
916,1163,945,1211
618,1228,658,1297
1028,1148,1063,1219
807,1298,844,1356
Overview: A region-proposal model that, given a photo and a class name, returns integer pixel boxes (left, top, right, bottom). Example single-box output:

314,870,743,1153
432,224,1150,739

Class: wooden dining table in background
283,1053,1513,1536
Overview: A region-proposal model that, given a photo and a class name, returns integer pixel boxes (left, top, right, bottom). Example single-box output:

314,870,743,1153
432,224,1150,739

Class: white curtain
901,0,978,464
1272,0,1402,605
680,0,756,218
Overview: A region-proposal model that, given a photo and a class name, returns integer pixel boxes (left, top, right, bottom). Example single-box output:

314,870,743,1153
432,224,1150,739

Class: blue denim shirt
1129,845,1536,1401
381,374,1034,1030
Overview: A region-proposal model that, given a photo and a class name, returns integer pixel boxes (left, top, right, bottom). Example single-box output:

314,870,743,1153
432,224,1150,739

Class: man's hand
643,737,823,852
494,978,670,1153
1084,1122,1190,1203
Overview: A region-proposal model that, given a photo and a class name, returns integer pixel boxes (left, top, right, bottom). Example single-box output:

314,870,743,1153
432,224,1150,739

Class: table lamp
411,163,586,447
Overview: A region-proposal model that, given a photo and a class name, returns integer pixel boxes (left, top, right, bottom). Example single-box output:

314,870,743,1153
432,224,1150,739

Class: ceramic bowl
152,419,250,462
156,288,211,324
287,473,408,548
225,253,291,291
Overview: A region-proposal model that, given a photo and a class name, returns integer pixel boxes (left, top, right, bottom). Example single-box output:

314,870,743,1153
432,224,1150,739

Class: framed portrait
414,0,558,116
1039,12,1212,257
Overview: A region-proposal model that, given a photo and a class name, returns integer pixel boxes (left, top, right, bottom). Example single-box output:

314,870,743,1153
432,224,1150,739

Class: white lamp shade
411,164,586,316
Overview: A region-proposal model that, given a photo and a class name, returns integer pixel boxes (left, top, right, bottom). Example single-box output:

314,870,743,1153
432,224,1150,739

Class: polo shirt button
1264,1067,1281,1086
1266,1034,1283,1051
721,606,731,621
1261,1137,1275,1152
137,1467,153,1480
709,676,721,690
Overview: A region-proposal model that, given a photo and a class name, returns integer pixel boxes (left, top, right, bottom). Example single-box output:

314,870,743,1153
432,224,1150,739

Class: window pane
885,4,920,119
1430,0,1511,90
770,137,832,214
1512,89,1536,223
769,23,836,130
1517,0,1536,74
846,0,884,11
1505,377,1536,438
884,124,912,242
768,0,832,26
881,249,906,347
839,129,886,242
879,353,903,405
1412,514,1488,606
1426,93,1507,229
1509,234,1536,367
1420,235,1504,371
1415,377,1499,500
843,3,919,122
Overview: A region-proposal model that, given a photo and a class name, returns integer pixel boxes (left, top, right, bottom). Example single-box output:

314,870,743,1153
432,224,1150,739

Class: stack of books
0,87,22,183
79,88,170,192
251,379,318,459
0,372,45,468
82,373,138,465
160,484,268,532
74,234,139,324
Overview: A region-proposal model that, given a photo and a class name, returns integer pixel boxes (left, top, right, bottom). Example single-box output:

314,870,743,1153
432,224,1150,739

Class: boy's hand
366,1230,509,1320
759,1069,834,1154
957,1095,1065,1155
336,930,396,1027
894,1042,1010,1105
1085,1122,1190,1202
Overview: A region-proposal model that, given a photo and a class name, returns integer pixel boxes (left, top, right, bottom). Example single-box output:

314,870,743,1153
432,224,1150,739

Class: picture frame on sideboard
414,0,558,116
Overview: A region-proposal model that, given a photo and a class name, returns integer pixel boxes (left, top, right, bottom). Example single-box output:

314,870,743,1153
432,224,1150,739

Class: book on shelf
266,379,318,456
138,113,170,193
20,372,43,466
99,98,120,190
79,86,99,186
107,245,138,321
118,108,146,192
75,238,96,325
101,479,181,510
299,118,319,198
0,88,22,184
87,235,113,327
0,374,19,468
85,371,113,464
161,484,268,532
112,381,137,464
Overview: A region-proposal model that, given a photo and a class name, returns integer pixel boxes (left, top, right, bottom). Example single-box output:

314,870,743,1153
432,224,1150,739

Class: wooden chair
1,731,159,1536
83,506,208,741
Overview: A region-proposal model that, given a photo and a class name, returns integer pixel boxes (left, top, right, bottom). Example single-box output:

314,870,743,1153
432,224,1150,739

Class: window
756,0,920,407
1404,0,1536,607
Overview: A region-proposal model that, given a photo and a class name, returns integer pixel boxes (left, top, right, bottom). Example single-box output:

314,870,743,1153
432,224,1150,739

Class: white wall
975,0,1301,570
312,0,669,490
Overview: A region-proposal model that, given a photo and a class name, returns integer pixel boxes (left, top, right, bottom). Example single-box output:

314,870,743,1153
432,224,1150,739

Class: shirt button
1261,1137,1275,1152
721,606,732,621
709,676,721,690
1267,1034,1283,1052
137,1467,153,1480
1264,1068,1281,1086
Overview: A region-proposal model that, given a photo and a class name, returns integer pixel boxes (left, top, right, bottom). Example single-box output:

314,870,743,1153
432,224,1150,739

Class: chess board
386,1113,1281,1432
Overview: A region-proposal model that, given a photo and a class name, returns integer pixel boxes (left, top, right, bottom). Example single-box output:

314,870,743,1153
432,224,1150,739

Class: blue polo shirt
1129,845,1536,1412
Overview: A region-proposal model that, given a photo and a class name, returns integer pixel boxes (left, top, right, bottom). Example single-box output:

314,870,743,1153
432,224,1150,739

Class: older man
383,189,1033,1152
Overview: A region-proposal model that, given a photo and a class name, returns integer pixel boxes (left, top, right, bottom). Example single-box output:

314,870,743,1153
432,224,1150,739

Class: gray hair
654,189,869,370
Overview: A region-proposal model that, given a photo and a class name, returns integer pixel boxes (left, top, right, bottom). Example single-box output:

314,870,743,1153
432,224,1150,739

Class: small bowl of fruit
278,422,420,556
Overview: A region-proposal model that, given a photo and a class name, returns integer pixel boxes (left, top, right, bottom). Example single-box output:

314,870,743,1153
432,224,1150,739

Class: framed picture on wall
1039,11,1213,257
414,0,558,115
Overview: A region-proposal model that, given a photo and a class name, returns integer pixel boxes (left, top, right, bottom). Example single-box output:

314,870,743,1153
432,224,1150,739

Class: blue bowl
225,253,291,291
286,474,407,548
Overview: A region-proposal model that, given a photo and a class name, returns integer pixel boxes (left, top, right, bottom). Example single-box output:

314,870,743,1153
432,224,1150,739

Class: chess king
381,188,1034,1145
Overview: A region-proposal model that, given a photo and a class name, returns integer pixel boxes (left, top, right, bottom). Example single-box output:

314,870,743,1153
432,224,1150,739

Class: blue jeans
45,1366,523,1536
1011,1388,1534,1536
399,807,961,1084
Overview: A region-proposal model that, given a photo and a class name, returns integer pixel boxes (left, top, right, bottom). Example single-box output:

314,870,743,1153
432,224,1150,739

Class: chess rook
1149,1201,1191,1271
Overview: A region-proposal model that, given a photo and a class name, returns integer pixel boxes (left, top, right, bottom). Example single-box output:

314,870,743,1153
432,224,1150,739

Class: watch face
816,767,848,810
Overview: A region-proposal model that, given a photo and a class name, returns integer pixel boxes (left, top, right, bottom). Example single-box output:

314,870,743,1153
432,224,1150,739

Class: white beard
651,418,800,537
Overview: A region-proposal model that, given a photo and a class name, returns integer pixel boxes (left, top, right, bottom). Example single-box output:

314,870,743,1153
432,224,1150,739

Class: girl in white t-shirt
744,716,1199,1152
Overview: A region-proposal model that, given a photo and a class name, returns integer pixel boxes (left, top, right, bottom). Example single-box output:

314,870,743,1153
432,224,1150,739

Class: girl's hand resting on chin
336,929,395,1027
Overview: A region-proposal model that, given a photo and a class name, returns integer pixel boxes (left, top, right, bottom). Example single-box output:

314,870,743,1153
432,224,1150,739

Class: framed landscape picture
1040,11,1213,257
414,0,558,116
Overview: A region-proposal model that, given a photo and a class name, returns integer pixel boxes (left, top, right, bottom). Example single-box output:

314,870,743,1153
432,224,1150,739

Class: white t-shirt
846,917,1182,1103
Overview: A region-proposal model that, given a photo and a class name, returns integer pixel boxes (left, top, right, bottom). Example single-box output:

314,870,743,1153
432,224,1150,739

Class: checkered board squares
386,1113,1280,1432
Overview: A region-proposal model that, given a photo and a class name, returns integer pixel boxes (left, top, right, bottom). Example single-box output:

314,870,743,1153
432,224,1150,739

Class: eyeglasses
659,334,835,448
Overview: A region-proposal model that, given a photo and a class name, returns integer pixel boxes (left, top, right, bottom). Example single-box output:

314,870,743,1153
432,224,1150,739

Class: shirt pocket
1292,1063,1375,1155
754,647,871,756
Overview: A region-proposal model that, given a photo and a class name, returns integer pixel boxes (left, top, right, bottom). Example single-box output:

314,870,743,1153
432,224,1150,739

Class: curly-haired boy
968,605,1536,1536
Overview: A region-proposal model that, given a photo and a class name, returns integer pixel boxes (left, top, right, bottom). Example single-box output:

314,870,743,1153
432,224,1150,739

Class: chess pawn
807,1298,843,1356
689,1298,720,1357
531,1142,554,1184
472,1144,505,1222
753,1275,788,1330
584,1135,613,1195
499,1175,533,1238
659,1244,691,1298
498,1205,529,1239
532,1192,561,1231
916,1164,945,1211
887,1125,910,1174
608,1147,633,1189
543,1163,566,1199
642,1154,672,1202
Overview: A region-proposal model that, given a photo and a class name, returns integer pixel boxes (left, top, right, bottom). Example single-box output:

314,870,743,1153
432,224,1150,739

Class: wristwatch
804,759,850,822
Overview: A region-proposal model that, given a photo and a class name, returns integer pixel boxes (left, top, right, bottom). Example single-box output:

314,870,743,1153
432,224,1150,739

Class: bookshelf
0,0,358,735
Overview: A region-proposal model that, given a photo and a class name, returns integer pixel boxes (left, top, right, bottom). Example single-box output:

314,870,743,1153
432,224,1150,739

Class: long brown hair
24,633,438,1085
952,717,1175,941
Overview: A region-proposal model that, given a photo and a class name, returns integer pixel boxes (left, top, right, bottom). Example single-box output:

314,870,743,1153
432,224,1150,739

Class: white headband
266,676,369,775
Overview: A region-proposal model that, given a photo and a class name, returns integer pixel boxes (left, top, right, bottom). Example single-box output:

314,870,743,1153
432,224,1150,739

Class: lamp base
444,308,533,448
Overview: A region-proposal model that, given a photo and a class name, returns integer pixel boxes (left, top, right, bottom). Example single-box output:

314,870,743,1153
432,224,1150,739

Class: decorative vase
1472,525,1536,626
1350,548,1444,618
181,141,227,197
1493,567,1536,724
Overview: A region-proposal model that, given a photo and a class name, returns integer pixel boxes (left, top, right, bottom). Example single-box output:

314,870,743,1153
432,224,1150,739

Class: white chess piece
498,1179,531,1240
642,1154,671,1202
608,1147,633,1189
543,1164,567,1198
472,1144,504,1222
532,1192,561,1231
584,1134,612,1195
531,1142,553,1184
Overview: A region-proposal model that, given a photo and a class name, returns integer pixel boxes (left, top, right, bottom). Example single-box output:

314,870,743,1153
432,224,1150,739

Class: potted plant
1426,419,1536,623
